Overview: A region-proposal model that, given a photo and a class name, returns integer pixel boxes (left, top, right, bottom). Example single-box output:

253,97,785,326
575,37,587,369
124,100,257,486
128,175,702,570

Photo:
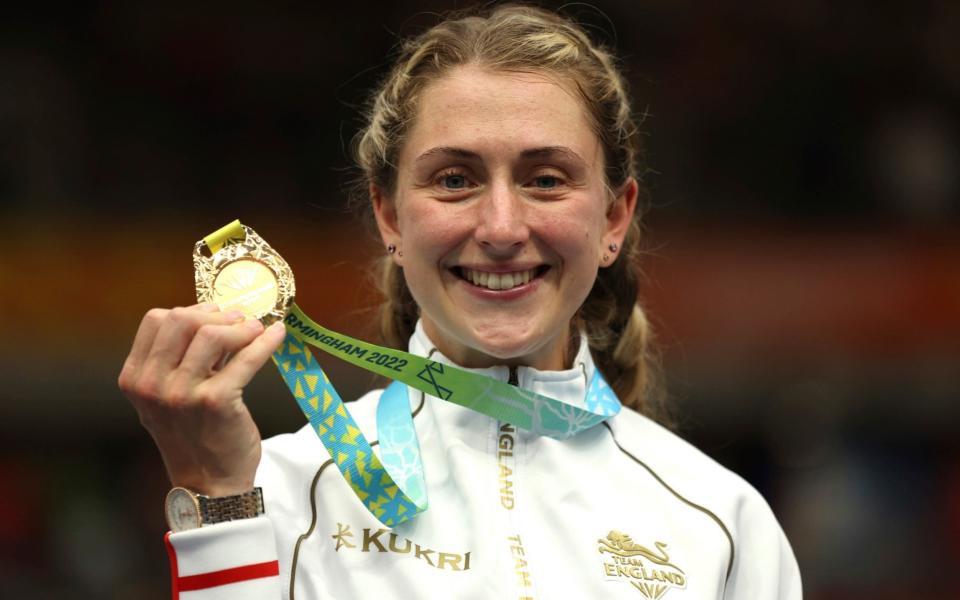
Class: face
374,65,636,370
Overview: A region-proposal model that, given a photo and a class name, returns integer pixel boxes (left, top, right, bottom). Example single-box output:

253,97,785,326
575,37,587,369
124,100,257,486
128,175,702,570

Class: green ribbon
284,304,617,439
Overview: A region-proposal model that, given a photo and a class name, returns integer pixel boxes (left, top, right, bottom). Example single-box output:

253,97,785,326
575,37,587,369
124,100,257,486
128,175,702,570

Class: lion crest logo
597,530,687,599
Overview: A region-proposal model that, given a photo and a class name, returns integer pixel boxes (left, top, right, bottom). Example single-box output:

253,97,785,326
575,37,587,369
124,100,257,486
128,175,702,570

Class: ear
602,177,638,263
371,183,403,264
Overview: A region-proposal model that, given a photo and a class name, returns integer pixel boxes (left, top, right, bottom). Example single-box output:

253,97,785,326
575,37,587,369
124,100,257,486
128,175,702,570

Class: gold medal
193,221,295,324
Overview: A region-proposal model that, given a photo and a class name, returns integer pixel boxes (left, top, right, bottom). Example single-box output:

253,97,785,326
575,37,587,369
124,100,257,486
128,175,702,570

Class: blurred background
1,1,958,598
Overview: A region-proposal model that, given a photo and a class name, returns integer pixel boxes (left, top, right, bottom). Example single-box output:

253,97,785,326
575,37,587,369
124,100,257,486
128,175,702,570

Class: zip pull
508,366,518,386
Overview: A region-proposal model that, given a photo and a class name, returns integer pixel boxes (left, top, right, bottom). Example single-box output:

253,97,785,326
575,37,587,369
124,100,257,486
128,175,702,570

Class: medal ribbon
201,221,621,527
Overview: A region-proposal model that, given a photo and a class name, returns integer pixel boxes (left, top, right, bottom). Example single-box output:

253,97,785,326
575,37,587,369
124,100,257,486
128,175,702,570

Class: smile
455,266,549,291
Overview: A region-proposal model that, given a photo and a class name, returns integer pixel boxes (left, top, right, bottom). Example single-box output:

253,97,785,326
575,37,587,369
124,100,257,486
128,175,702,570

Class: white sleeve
723,489,802,599
164,517,282,600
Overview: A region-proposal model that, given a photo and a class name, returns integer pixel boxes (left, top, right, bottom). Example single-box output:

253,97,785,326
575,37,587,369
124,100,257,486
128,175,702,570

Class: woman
119,5,801,599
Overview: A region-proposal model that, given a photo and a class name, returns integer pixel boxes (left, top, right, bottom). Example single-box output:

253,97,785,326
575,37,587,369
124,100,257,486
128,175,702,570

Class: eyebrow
520,146,587,165
414,145,587,165
415,146,479,162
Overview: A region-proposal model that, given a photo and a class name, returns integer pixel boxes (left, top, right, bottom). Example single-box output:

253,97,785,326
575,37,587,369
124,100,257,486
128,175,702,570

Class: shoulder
608,406,785,527
607,407,752,501
607,407,802,596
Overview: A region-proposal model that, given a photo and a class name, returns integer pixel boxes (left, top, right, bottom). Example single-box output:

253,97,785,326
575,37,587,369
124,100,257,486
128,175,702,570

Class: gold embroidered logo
330,523,472,572
598,531,687,599
332,523,356,551
497,423,516,509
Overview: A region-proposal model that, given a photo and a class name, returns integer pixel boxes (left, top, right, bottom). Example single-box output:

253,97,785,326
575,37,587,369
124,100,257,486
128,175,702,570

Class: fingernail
269,321,286,335
199,302,220,312
227,311,245,321
244,319,264,331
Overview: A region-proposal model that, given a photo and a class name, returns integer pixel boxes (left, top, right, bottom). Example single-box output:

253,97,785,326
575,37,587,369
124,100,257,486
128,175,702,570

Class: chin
423,313,565,369
466,324,556,366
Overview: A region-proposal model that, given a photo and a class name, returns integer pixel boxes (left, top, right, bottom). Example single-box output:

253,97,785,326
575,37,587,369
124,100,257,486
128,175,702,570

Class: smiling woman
373,66,634,371
118,5,801,599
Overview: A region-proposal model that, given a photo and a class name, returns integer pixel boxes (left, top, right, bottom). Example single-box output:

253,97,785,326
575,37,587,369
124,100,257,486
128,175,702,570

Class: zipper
501,364,537,596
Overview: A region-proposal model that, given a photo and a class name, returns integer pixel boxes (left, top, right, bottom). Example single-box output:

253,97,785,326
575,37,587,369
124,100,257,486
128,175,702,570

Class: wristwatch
165,487,265,532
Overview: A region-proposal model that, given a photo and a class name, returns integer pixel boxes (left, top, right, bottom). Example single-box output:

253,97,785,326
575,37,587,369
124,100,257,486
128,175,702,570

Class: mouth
452,266,550,291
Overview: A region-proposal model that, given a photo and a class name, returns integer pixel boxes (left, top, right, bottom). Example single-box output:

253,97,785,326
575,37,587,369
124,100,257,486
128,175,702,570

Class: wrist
169,472,256,498
195,481,257,498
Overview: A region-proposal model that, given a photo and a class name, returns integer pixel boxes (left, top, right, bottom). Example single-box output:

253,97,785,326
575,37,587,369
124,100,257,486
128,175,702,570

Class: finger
145,305,245,373
178,319,267,378
213,321,288,390
123,307,170,375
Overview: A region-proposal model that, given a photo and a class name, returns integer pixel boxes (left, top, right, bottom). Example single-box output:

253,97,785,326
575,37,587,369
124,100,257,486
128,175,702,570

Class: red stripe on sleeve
177,560,281,591
164,532,181,600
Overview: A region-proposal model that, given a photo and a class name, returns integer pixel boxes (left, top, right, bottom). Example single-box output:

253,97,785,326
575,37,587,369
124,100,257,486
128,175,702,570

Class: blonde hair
351,4,667,423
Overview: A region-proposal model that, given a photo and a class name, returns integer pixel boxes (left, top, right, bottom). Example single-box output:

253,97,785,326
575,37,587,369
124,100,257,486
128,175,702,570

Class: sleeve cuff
165,516,280,599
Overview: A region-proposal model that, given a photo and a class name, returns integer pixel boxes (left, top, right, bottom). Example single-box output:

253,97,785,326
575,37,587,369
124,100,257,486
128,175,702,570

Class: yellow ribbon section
203,219,245,254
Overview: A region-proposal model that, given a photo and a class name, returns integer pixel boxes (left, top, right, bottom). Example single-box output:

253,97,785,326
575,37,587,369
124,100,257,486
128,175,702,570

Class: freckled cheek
535,214,596,258
399,204,471,258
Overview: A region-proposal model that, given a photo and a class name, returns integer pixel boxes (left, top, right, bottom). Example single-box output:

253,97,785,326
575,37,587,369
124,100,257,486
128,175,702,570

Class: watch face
165,488,201,532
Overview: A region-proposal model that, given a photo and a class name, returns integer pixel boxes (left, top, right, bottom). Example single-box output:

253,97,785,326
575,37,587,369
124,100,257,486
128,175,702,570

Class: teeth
462,268,538,290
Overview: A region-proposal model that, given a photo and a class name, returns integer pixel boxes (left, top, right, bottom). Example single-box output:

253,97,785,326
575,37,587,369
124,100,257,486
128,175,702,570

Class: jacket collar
408,320,598,410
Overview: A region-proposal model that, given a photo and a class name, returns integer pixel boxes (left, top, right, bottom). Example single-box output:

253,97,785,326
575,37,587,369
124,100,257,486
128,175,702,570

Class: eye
433,169,476,193
525,171,567,192
441,174,469,190
532,175,560,189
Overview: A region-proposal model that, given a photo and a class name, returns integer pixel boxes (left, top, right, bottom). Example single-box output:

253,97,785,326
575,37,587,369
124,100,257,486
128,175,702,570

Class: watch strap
198,487,265,525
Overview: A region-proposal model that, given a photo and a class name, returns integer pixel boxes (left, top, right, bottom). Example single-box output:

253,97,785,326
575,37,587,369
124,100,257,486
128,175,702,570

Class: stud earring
387,244,396,254
602,254,610,263
608,242,618,253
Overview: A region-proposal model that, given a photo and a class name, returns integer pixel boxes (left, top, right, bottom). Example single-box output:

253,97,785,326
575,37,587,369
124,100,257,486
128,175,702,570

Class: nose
474,181,529,253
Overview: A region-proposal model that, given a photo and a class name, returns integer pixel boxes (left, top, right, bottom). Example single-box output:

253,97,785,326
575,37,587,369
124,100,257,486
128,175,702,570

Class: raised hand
118,303,287,496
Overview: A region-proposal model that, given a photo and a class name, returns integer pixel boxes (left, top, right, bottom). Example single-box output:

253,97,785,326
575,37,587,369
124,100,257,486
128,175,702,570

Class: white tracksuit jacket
165,323,802,599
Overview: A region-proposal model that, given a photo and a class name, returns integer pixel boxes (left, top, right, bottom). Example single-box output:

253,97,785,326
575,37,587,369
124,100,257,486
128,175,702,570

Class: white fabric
181,578,281,600
168,517,279,577
167,322,802,599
